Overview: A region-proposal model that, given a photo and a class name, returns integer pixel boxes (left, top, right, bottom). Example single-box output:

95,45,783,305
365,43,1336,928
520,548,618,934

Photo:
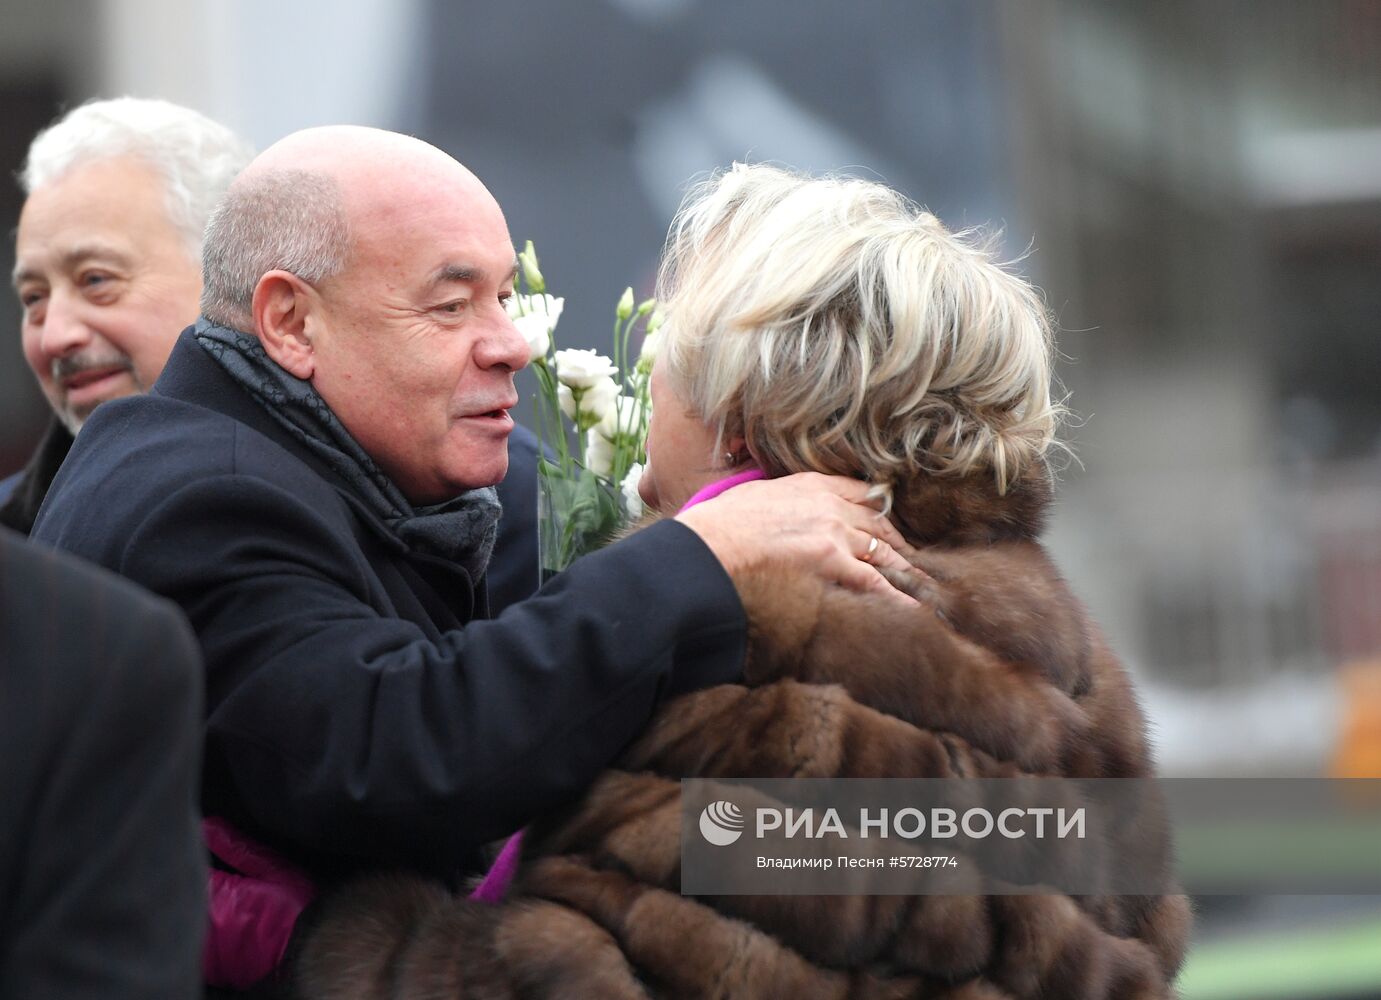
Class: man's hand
675,472,922,608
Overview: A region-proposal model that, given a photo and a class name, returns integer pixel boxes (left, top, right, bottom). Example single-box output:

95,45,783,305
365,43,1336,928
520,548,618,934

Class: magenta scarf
677,466,768,511
470,465,766,904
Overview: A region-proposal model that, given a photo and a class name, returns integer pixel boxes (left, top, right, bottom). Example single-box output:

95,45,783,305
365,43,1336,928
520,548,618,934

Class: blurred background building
2,1,1378,994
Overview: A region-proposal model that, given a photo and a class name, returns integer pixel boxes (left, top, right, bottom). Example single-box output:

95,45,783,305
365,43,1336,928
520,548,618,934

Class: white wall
94,0,427,150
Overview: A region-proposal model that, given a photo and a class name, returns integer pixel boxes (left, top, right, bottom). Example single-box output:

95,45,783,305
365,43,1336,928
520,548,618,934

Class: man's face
13,156,202,434
307,178,529,505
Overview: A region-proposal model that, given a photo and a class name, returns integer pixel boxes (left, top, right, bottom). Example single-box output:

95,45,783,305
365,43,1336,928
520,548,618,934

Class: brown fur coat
293,468,1191,1000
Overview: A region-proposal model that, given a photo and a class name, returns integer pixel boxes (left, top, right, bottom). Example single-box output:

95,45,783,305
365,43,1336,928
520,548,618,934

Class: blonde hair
656,163,1066,494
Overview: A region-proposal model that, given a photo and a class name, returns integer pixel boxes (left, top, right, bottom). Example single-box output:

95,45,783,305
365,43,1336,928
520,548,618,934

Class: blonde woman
294,165,1190,1000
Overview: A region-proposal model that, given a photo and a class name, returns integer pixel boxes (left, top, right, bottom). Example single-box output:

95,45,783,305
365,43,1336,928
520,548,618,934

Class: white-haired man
3,98,251,532
1,97,249,999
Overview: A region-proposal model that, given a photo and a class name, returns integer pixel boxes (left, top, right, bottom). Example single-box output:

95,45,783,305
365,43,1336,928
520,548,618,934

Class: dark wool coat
0,399,542,619
292,468,1192,1000
32,328,746,885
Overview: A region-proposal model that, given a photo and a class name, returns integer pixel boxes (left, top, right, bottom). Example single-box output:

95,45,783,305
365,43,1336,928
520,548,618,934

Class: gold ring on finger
862,535,880,563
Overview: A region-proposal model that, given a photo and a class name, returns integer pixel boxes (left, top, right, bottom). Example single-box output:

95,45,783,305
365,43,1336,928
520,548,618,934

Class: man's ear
252,270,319,379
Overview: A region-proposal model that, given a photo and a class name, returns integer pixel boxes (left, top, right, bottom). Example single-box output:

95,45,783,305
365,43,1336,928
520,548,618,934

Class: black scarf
194,318,500,580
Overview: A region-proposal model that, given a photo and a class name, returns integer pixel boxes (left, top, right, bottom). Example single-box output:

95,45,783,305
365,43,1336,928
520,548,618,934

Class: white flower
580,376,620,423
554,348,618,389
506,294,563,362
636,329,660,375
513,316,550,363
595,393,645,443
586,431,616,477
621,462,645,519
558,375,619,430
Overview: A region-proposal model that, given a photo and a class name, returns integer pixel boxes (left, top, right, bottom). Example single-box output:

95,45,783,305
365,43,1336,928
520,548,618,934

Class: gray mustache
51,353,133,383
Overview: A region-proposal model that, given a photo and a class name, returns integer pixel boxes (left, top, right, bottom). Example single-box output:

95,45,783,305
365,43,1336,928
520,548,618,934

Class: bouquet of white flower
506,241,660,578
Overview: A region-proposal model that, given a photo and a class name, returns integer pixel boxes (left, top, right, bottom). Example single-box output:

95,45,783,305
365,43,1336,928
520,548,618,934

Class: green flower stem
613,313,627,386
532,356,573,476
634,368,650,464
573,386,588,465
611,310,629,485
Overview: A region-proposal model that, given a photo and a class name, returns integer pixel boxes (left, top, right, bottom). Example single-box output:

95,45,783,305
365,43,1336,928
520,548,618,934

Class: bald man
35,128,915,886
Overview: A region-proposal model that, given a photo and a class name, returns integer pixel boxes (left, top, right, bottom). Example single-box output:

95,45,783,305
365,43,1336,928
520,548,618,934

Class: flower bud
621,462,645,519
595,393,644,443
557,375,619,432
616,286,635,322
585,431,616,478
578,376,620,427
636,330,660,376
519,240,545,294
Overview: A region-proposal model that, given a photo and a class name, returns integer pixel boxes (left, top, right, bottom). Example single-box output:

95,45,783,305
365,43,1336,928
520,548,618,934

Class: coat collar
152,325,410,556
889,463,1053,546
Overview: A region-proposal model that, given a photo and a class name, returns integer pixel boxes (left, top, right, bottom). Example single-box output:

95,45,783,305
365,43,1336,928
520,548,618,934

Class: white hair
20,96,254,260
657,163,1068,494
199,169,351,331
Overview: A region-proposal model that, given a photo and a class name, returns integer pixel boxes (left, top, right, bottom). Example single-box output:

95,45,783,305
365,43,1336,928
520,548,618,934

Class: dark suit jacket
0,527,205,1000
33,327,746,883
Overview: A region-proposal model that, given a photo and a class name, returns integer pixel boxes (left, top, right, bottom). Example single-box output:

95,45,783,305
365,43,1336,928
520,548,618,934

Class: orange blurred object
1332,659,1381,778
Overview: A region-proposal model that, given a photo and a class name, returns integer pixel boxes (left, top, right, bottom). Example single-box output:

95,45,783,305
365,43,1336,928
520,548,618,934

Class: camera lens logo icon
699,800,745,846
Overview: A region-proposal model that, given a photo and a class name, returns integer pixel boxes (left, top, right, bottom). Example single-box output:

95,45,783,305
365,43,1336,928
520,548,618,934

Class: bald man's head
200,167,348,330
201,126,497,330
198,125,528,503
244,125,483,198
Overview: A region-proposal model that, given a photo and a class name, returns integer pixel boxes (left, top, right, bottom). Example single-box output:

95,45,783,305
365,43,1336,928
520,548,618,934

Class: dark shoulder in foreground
0,526,204,1000
1,524,197,654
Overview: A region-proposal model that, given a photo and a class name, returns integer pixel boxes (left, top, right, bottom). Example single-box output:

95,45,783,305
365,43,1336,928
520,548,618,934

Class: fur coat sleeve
292,471,1191,1000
